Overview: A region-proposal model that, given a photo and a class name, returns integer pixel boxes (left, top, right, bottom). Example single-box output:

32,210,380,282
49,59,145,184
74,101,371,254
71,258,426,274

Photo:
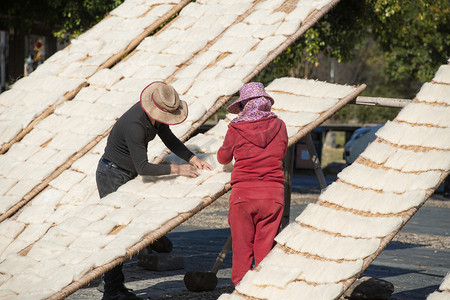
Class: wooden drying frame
47,83,365,300
0,0,191,155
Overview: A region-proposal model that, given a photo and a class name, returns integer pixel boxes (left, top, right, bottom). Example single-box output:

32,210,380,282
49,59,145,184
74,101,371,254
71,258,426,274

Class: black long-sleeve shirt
103,102,194,176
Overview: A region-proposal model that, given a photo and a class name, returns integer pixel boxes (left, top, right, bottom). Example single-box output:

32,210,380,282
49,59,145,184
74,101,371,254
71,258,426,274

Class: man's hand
171,164,200,178
189,156,213,170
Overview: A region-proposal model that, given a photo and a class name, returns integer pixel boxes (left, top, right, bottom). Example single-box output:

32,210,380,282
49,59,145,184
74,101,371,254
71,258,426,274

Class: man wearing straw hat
97,81,212,300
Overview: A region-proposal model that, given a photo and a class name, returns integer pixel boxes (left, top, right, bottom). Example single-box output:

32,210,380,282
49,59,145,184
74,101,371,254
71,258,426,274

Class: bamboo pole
353,96,411,108
305,134,327,191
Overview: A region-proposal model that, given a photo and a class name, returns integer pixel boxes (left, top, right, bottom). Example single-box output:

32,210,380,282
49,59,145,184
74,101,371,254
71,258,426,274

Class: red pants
228,187,284,285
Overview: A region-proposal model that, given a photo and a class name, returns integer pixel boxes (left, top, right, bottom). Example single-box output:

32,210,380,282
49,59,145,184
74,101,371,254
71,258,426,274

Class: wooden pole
305,134,327,191
353,96,411,108
282,145,295,229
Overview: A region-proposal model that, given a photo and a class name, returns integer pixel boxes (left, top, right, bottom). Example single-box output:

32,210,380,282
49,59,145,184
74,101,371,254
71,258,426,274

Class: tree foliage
0,0,123,42
255,0,449,123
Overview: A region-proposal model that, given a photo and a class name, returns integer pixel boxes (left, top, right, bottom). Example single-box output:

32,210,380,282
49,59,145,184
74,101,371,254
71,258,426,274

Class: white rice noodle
103,207,138,225
175,63,205,79
110,77,149,93
131,65,176,81
338,162,442,193
217,293,246,300
31,188,66,206
275,222,381,260
439,272,450,290
191,50,222,67
45,204,78,224
171,122,192,138
247,265,301,289
1,271,45,294
48,169,86,192
87,68,123,90
219,65,255,81
320,181,426,214
211,77,243,96
4,179,40,198
83,219,117,235
18,127,54,147
26,240,67,261
237,270,343,300
119,222,160,239
296,203,403,238
87,248,126,268
186,102,207,123
164,197,203,213
47,132,94,152
359,139,396,164
0,220,26,239
17,204,55,224
416,82,450,104
398,103,450,127
69,235,115,251
252,24,280,39
223,23,259,38
267,77,356,99
71,153,101,174
285,5,316,21
277,111,319,127
235,51,268,66
427,291,450,300
197,65,225,81
270,92,339,113
57,248,92,266
102,234,139,254
260,247,363,284
27,147,59,165
58,216,92,235
187,182,225,198
205,119,230,137
0,235,13,256
255,35,287,52
210,36,259,53
0,254,37,275
384,148,450,172
0,178,18,196
17,223,52,243
432,64,450,84
74,85,107,103
130,209,178,226
100,191,142,208
204,171,231,184
275,19,302,36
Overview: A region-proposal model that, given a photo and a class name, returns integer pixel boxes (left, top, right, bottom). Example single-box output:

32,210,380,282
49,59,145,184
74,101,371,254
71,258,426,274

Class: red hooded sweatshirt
217,116,288,189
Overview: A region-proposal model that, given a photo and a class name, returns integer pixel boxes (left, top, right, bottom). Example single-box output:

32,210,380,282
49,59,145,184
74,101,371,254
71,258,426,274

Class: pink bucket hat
227,82,274,114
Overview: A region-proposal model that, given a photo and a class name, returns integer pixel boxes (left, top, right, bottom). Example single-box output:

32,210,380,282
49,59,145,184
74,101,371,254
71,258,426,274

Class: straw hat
140,81,188,125
227,82,274,114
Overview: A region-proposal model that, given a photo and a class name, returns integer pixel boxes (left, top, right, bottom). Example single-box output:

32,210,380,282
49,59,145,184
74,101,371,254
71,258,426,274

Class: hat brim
227,93,274,114
140,82,188,125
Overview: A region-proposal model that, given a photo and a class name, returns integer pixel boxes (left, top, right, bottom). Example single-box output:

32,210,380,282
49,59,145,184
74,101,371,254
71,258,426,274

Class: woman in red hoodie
217,82,288,286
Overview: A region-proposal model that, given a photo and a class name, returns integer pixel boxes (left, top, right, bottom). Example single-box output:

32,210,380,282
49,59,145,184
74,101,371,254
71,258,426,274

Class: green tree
255,0,449,123
0,0,124,42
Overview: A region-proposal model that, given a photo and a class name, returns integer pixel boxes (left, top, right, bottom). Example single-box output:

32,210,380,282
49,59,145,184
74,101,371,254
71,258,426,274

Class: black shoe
102,285,143,300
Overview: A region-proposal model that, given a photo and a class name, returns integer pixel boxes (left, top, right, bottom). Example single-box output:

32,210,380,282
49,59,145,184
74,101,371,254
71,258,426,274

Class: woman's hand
189,156,213,170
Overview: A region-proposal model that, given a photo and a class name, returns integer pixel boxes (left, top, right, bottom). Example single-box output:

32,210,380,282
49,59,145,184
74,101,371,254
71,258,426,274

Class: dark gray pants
96,158,135,293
